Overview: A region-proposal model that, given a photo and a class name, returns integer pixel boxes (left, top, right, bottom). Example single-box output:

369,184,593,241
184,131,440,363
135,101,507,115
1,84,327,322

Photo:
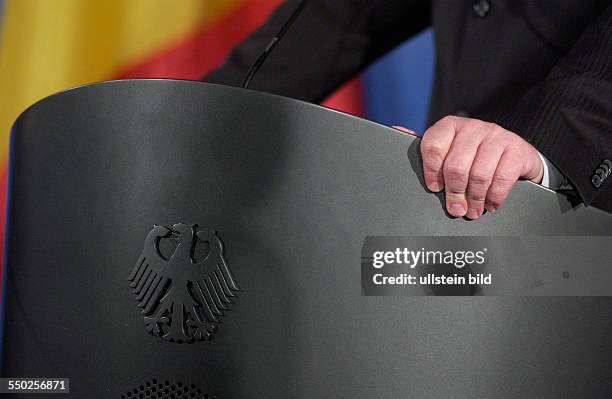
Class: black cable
242,0,310,89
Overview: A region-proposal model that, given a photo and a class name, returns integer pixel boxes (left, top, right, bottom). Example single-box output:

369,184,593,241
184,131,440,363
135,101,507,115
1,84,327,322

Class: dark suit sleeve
503,5,612,210
202,0,431,103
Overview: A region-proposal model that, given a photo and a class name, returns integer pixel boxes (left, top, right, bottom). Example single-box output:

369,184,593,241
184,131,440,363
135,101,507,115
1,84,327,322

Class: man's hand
398,116,544,219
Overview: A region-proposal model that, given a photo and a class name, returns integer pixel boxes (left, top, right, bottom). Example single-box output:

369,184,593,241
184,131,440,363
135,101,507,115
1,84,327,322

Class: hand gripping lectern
2,80,611,398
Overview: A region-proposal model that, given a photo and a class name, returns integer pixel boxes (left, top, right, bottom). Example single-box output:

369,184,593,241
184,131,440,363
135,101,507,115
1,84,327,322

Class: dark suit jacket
203,0,612,212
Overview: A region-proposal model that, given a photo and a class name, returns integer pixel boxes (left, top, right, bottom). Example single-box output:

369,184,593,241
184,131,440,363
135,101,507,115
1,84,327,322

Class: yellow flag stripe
0,0,242,162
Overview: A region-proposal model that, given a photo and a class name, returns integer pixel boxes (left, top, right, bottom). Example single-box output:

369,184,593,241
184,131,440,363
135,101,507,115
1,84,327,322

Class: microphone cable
242,0,310,89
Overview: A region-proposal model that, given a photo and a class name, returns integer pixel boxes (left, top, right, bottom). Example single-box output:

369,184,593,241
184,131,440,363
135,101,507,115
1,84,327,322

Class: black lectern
2,80,611,398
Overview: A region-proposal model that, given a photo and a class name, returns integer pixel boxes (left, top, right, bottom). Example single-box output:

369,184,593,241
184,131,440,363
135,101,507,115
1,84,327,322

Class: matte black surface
2,80,611,398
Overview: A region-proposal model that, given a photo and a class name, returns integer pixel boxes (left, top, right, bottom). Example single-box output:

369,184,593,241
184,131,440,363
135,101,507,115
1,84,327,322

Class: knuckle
421,140,446,159
464,119,486,131
468,192,487,202
493,170,517,184
440,115,457,125
508,133,528,148
469,169,491,184
483,124,507,140
489,122,505,133
423,165,442,177
445,161,470,183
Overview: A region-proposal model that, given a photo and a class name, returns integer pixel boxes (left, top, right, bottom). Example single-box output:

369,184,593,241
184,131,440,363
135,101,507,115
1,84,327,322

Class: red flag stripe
115,0,281,80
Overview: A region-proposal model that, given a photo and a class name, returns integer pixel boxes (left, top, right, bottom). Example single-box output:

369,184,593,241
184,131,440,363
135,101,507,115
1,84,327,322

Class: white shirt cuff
537,151,550,187
537,151,565,190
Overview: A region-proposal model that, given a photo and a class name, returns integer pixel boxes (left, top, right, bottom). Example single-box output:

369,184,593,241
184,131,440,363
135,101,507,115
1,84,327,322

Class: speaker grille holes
120,379,214,399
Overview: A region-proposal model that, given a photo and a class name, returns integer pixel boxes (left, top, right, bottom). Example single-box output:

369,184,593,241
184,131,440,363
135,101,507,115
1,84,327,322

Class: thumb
523,147,545,184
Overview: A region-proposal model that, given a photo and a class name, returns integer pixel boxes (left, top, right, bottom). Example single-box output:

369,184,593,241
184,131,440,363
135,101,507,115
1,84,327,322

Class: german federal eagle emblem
128,223,239,343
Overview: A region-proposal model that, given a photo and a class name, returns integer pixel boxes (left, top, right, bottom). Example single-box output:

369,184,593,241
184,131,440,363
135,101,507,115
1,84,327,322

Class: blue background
364,29,435,134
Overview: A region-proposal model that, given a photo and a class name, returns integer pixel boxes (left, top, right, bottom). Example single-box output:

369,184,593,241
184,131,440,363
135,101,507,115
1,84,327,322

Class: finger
485,149,523,212
443,129,484,217
420,117,457,192
465,140,506,219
